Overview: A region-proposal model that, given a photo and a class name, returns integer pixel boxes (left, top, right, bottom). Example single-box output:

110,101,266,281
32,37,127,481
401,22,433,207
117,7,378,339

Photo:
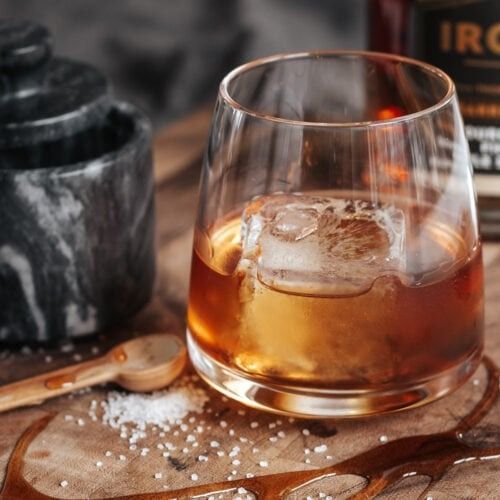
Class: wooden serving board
0,109,499,499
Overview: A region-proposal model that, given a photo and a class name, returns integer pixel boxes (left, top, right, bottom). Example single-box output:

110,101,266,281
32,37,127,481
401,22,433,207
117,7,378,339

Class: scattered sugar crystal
304,448,310,455
220,420,228,428
216,450,225,457
162,452,170,458
119,455,126,461
246,472,255,478
189,416,196,423
60,343,74,353
277,431,286,438
379,435,388,444
232,459,241,466
191,473,198,481
314,445,327,453
180,424,188,432
229,429,235,436
77,418,85,427
60,480,68,488
95,461,103,468
198,455,208,462
154,472,162,479
210,441,220,448
238,488,247,494
105,451,112,457
259,460,268,468
269,436,278,443
182,448,189,453
239,437,248,443
305,458,311,464
129,444,137,450
186,434,196,442
252,447,259,453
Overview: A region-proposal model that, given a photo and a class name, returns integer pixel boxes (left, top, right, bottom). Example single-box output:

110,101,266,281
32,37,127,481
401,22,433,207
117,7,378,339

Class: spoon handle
0,355,116,413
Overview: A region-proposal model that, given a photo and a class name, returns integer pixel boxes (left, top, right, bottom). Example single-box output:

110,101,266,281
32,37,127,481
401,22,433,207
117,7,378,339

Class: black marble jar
0,22,155,343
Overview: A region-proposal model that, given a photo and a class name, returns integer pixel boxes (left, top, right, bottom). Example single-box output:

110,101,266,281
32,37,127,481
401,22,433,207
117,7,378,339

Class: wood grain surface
0,109,499,499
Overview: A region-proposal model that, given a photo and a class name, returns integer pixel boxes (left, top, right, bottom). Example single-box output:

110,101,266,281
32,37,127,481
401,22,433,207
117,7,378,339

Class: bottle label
413,0,500,182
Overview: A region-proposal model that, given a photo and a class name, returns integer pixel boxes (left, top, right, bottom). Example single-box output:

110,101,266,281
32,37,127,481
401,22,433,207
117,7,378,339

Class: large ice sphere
239,193,405,296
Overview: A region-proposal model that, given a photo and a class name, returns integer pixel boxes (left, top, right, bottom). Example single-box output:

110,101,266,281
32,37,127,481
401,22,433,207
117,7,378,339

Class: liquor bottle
370,0,500,238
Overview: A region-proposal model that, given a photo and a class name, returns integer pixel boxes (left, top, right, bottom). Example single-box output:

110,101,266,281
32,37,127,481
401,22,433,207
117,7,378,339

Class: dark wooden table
1,109,499,499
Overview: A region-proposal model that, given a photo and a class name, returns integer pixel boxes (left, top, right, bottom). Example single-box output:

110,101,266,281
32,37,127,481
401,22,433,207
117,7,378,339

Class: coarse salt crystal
60,480,68,488
250,422,259,429
277,431,285,438
191,473,198,481
237,409,246,416
232,459,241,466
95,461,103,467
186,434,196,442
119,455,126,461
105,451,112,457
238,488,247,494
154,472,162,479
269,436,278,443
198,455,208,462
314,445,327,453
302,429,310,436
259,460,268,467
100,377,208,441
220,420,228,428
246,472,254,478
379,435,388,444
210,441,220,448
216,450,225,457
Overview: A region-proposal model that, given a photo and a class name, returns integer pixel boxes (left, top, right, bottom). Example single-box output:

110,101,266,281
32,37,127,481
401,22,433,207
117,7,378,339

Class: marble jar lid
0,20,111,149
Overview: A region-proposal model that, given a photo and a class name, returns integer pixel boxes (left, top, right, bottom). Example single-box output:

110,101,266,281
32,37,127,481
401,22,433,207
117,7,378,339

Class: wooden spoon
0,334,187,413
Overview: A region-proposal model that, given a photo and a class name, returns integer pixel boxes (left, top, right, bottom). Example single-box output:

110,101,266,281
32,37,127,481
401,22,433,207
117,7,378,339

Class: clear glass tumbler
187,51,484,417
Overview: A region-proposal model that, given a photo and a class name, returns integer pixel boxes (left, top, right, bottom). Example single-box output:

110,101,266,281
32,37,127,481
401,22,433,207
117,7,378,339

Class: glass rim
219,50,456,129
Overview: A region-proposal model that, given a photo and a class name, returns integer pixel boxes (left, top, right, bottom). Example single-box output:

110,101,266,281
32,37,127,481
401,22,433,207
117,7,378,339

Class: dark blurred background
2,0,367,127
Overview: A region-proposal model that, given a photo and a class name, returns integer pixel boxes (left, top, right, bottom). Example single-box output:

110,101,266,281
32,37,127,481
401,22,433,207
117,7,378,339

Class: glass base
187,331,482,418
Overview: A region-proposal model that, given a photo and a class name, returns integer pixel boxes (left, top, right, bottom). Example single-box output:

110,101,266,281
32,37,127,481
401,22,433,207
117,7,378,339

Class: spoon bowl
113,334,187,391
